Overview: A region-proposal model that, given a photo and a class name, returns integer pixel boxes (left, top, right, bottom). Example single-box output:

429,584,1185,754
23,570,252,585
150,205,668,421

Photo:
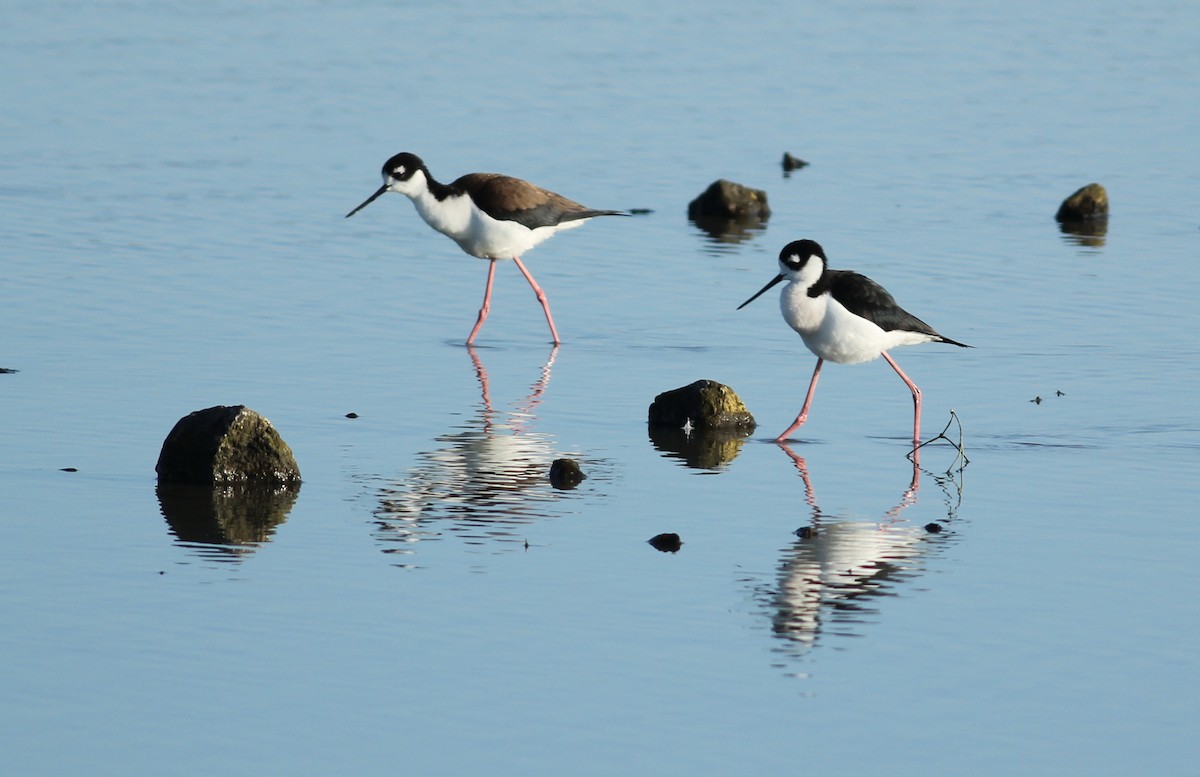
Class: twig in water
910,409,969,471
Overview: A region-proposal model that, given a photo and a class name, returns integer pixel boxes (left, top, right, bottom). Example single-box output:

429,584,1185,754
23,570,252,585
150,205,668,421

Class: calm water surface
4,1,1199,774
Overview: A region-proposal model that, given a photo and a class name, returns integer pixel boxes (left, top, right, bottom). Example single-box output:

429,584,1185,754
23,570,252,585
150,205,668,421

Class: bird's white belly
412,192,576,260
783,289,930,365
801,303,890,364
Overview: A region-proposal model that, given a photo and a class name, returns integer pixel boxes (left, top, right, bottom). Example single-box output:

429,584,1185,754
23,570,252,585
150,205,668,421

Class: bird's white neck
401,171,474,242
780,280,826,335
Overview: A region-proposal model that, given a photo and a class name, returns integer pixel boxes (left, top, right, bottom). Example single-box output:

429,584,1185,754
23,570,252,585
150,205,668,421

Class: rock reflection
688,213,769,253
157,481,299,561
374,346,583,559
1058,217,1107,248
760,444,960,656
648,424,750,469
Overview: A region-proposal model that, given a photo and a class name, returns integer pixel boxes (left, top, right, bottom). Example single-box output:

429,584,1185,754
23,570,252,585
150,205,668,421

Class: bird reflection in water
374,346,583,560
761,443,962,658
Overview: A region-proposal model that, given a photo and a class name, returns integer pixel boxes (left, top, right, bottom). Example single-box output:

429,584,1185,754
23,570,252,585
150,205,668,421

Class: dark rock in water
781,152,809,172
549,458,585,489
156,405,301,486
648,380,756,431
648,533,683,553
795,526,818,539
1055,183,1108,222
155,406,300,558
345,412,359,419
924,522,943,534
687,180,770,248
647,381,755,469
687,179,771,220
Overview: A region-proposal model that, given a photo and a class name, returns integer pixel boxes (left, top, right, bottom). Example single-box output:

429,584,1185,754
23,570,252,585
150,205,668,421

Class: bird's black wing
826,270,941,337
459,174,624,230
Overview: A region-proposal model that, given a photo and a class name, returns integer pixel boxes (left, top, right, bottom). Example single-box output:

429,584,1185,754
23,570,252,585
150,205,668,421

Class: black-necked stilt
738,239,969,444
346,152,626,345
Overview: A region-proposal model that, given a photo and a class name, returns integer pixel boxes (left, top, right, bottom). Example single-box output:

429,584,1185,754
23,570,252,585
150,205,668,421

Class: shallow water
4,1,1199,774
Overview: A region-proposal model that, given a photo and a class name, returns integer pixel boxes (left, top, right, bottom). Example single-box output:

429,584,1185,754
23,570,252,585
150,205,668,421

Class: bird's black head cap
779,239,826,272
382,152,425,181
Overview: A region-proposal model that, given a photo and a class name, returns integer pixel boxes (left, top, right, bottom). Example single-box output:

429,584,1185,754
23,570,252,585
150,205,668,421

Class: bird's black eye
782,254,806,271
391,165,407,178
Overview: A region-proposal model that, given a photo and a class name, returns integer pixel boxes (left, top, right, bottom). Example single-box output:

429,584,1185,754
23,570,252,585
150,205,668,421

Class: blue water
4,1,1199,775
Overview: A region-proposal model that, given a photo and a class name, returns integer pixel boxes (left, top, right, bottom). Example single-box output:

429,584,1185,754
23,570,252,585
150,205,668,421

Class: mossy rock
156,405,301,486
648,380,756,431
1055,183,1108,222
549,458,586,490
687,180,771,219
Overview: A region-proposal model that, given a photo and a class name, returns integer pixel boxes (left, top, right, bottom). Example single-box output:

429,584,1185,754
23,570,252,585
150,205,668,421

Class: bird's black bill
345,184,388,218
737,274,785,309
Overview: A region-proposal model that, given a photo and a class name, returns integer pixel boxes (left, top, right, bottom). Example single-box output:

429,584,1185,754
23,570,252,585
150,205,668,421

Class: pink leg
881,352,922,446
466,260,497,345
776,358,824,442
513,256,561,345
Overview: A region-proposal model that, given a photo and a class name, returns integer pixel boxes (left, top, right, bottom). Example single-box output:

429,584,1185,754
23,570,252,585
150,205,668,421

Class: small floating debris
60,467,78,473
345,412,359,419
648,533,683,553
795,526,818,539
781,152,809,172
549,458,585,489
924,523,943,534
